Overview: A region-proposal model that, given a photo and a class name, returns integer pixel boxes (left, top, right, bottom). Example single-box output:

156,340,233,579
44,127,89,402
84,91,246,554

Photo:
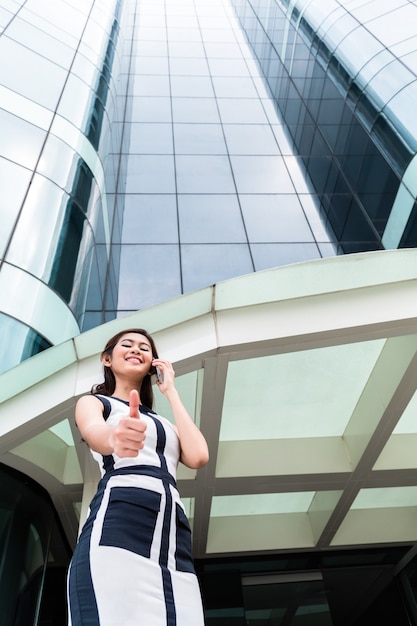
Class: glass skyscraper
1,0,417,623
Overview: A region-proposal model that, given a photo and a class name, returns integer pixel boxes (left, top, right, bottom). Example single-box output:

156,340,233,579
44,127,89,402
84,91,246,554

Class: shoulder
75,394,112,421
76,394,105,411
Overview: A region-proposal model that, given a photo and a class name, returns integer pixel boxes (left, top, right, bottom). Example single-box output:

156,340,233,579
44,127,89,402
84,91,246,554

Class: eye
140,345,151,352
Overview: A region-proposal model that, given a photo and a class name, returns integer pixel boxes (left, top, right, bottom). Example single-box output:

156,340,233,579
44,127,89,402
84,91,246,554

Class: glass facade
0,0,129,372
231,0,417,253
2,0,417,623
2,0,417,369
196,549,413,625
0,463,71,626
115,0,335,318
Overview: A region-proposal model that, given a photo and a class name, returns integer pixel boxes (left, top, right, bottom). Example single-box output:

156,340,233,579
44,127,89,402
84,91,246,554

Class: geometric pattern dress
67,395,205,625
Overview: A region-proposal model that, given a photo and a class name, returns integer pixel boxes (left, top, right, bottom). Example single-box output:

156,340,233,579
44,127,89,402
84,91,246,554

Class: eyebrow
121,339,151,348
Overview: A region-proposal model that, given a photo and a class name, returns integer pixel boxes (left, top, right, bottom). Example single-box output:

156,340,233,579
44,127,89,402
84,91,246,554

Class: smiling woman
67,328,209,626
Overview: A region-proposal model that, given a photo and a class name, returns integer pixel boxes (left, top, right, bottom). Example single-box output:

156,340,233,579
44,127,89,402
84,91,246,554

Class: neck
113,380,142,403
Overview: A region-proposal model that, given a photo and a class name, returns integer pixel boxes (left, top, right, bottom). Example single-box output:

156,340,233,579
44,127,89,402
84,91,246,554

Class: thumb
129,389,140,419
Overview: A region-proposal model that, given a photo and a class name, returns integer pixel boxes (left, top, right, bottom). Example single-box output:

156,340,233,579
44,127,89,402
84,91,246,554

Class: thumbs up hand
129,389,140,419
110,389,147,458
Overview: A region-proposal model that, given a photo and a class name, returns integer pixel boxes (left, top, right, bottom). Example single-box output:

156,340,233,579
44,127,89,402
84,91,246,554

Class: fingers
129,389,140,419
152,360,175,386
112,412,147,458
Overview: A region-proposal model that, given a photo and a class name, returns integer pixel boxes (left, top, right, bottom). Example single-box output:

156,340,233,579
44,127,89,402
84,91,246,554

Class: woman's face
103,332,154,380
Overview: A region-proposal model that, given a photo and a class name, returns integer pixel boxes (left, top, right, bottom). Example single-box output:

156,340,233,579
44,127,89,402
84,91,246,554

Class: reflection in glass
176,155,235,193
171,75,214,98
241,194,315,242
6,15,75,67
172,97,220,123
0,314,51,375
0,108,46,170
0,464,71,625
217,98,268,123
231,156,295,194
174,123,227,154
0,35,66,108
118,244,181,310
242,575,333,626
126,155,175,193
179,195,247,243
251,242,321,269
0,158,32,258
130,96,172,122
181,243,253,293
128,123,173,154
122,195,179,244
223,123,280,155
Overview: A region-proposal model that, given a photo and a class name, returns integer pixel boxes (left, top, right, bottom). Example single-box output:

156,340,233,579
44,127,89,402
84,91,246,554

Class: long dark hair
92,328,159,409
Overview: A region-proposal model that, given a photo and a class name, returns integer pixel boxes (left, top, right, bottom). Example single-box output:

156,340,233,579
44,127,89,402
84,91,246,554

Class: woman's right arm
75,394,147,457
75,395,115,455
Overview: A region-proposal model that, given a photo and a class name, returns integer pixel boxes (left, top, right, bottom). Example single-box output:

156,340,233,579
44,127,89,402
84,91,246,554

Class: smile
126,357,142,363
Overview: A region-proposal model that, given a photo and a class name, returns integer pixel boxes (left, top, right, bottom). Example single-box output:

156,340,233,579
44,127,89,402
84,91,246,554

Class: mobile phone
155,366,164,384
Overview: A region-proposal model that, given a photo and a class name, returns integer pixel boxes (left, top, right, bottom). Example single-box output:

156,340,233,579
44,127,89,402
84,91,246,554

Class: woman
67,328,209,625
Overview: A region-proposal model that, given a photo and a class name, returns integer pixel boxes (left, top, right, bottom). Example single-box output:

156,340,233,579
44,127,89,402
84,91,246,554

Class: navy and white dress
67,395,205,626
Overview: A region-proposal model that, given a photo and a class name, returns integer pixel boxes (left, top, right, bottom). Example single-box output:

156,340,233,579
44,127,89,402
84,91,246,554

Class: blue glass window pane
0,159,32,258
130,97,172,123
176,156,235,193
136,41,168,56
201,28,236,43
204,42,242,59
217,99,268,124
168,41,205,57
364,4,417,46
170,76,214,97
173,124,227,154
20,2,87,40
135,57,170,75
367,60,414,105
178,195,247,243
0,109,46,170
385,82,417,152
126,155,175,193
132,75,170,97
208,58,249,76
0,314,50,375
250,243,321,271
231,156,295,194
6,16,75,67
224,124,280,155
168,27,201,42
122,195,179,243
212,77,258,98
0,36,66,108
240,194,315,242
6,176,69,278
37,135,82,192
128,123,173,154
181,243,253,293
172,98,220,123
170,57,209,76
57,73,97,130
118,245,181,310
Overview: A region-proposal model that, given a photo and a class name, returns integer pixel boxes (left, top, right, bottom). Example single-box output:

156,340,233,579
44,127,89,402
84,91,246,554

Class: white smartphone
155,366,164,383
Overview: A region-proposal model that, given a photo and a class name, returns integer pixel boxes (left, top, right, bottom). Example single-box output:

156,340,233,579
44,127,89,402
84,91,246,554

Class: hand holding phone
155,366,164,384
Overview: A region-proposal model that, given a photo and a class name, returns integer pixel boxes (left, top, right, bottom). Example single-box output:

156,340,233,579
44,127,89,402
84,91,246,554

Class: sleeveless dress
67,395,205,626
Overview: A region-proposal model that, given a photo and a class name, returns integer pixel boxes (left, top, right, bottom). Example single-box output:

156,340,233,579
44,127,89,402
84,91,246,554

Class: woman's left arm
154,360,209,469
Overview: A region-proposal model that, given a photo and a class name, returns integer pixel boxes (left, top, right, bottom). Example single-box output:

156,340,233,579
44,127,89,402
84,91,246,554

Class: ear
101,354,112,367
